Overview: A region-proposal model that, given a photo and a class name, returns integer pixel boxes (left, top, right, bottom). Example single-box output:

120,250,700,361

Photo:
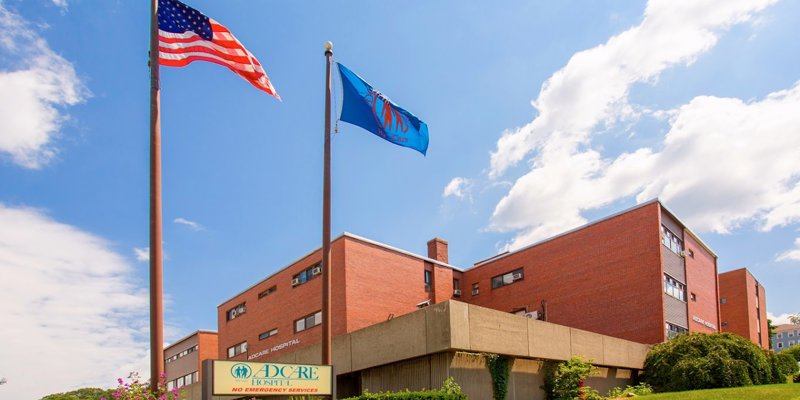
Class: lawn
626,383,800,400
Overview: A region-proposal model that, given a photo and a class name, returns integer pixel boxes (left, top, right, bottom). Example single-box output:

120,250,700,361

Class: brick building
164,330,217,390
463,200,720,345
217,233,462,363
718,268,769,349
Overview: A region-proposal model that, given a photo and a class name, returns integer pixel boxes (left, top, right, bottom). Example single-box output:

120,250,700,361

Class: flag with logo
157,0,279,98
337,63,428,155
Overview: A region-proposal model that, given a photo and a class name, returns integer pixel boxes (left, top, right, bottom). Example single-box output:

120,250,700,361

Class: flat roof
164,329,217,351
217,232,464,307
473,198,717,268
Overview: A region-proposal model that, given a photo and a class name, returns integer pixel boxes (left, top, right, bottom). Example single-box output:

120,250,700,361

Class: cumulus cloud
0,5,88,168
134,247,150,262
777,238,800,262
767,312,798,325
174,217,204,231
0,203,150,399
52,0,68,10
442,177,472,199
481,0,798,250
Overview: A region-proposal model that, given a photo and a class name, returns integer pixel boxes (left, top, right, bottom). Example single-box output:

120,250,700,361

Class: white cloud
52,0,68,10
174,217,204,231
777,238,800,262
0,203,151,399
134,247,150,262
482,0,798,250
442,177,472,199
767,312,798,325
0,5,88,168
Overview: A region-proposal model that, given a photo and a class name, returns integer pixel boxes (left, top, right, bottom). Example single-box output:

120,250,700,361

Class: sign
248,338,301,360
692,315,717,330
212,360,332,396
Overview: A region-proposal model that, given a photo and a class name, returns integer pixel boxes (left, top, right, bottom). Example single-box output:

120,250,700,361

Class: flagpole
149,0,165,394
322,41,333,391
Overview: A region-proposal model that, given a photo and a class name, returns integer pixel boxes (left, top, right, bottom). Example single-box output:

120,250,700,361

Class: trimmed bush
341,377,466,400
643,333,771,392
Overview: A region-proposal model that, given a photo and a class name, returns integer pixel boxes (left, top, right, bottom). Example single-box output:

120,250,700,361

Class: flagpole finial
324,41,333,53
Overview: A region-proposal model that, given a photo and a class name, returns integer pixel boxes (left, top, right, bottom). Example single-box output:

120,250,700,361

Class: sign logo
366,89,410,142
230,363,252,380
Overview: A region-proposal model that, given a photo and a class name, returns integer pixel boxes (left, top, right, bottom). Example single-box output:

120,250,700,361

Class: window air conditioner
472,288,479,296
311,266,322,276
416,300,431,308
512,272,523,280
230,309,237,318
291,277,300,286
453,289,462,297
524,311,539,319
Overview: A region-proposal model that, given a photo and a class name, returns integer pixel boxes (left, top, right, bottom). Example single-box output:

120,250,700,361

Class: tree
40,387,114,400
768,319,777,348
790,313,800,325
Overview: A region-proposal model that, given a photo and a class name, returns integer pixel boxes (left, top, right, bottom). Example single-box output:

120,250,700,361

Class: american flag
157,0,280,99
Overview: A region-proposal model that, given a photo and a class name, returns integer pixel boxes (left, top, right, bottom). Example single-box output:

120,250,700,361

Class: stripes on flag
157,0,279,99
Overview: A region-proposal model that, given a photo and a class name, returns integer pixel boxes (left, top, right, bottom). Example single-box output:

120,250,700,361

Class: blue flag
337,63,429,155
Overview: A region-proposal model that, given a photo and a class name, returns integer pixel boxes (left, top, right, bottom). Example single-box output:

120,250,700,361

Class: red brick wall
684,234,719,334
196,332,217,382
463,202,666,344
719,269,768,349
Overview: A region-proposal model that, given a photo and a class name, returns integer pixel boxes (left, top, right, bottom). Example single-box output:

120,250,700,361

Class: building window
193,371,198,383
790,341,796,347
292,263,322,287
471,283,479,296
226,302,246,321
661,225,683,255
259,328,278,340
777,333,783,339
227,341,247,358
453,278,461,297
185,373,193,385
687,249,694,258
790,331,795,338
258,285,277,299
664,274,686,301
167,381,174,391
491,268,524,289
666,322,688,339
424,270,432,292
720,297,727,304
177,376,184,387
690,292,697,302
777,342,784,349
295,311,322,333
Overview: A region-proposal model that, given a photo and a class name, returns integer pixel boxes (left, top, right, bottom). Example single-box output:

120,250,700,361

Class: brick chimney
427,238,449,264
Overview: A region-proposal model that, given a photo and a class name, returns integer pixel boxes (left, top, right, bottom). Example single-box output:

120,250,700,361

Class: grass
622,383,800,400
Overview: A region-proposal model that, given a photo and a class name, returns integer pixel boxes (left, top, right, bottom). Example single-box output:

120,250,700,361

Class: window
790,331,795,338
687,249,694,258
293,263,322,287
471,283,479,296
666,322,688,339
664,274,686,301
185,373,192,385
453,278,461,297
176,376,184,387
661,225,683,255
258,285,277,299
720,297,727,304
226,302,246,321
193,371,198,383
295,311,322,333
690,292,697,302
777,333,783,339
491,268,524,289
790,340,796,346
167,381,174,391
778,342,784,349
227,341,247,358
259,328,278,340
424,270,432,292
166,344,198,363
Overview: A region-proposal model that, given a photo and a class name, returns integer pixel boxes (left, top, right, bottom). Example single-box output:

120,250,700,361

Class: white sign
692,315,717,330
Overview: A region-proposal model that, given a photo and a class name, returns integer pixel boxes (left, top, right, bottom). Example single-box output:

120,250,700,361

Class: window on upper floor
777,333,783,339
666,322,688,340
292,263,322,287
258,285,277,299
424,270,432,292
777,342,784,349
295,311,322,333
789,331,795,338
227,341,247,358
690,292,697,302
661,225,683,255
259,328,278,340
453,278,461,297
471,283,479,296
664,274,686,301
491,268,524,289
226,302,246,321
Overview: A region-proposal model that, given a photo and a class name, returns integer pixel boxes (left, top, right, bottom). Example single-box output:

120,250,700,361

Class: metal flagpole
149,0,165,393
322,41,334,396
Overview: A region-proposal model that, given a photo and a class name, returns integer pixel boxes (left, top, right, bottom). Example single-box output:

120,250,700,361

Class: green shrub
605,382,653,398
784,344,800,363
643,332,771,392
542,356,594,400
341,378,466,400
768,351,800,383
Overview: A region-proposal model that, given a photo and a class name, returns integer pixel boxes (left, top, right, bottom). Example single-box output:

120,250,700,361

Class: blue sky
1,0,799,397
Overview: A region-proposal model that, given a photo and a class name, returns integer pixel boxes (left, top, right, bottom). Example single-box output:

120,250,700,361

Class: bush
784,344,800,363
605,382,653,398
643,333,771,392
768,351,800,383
341,377,466,400
542,356,595,400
